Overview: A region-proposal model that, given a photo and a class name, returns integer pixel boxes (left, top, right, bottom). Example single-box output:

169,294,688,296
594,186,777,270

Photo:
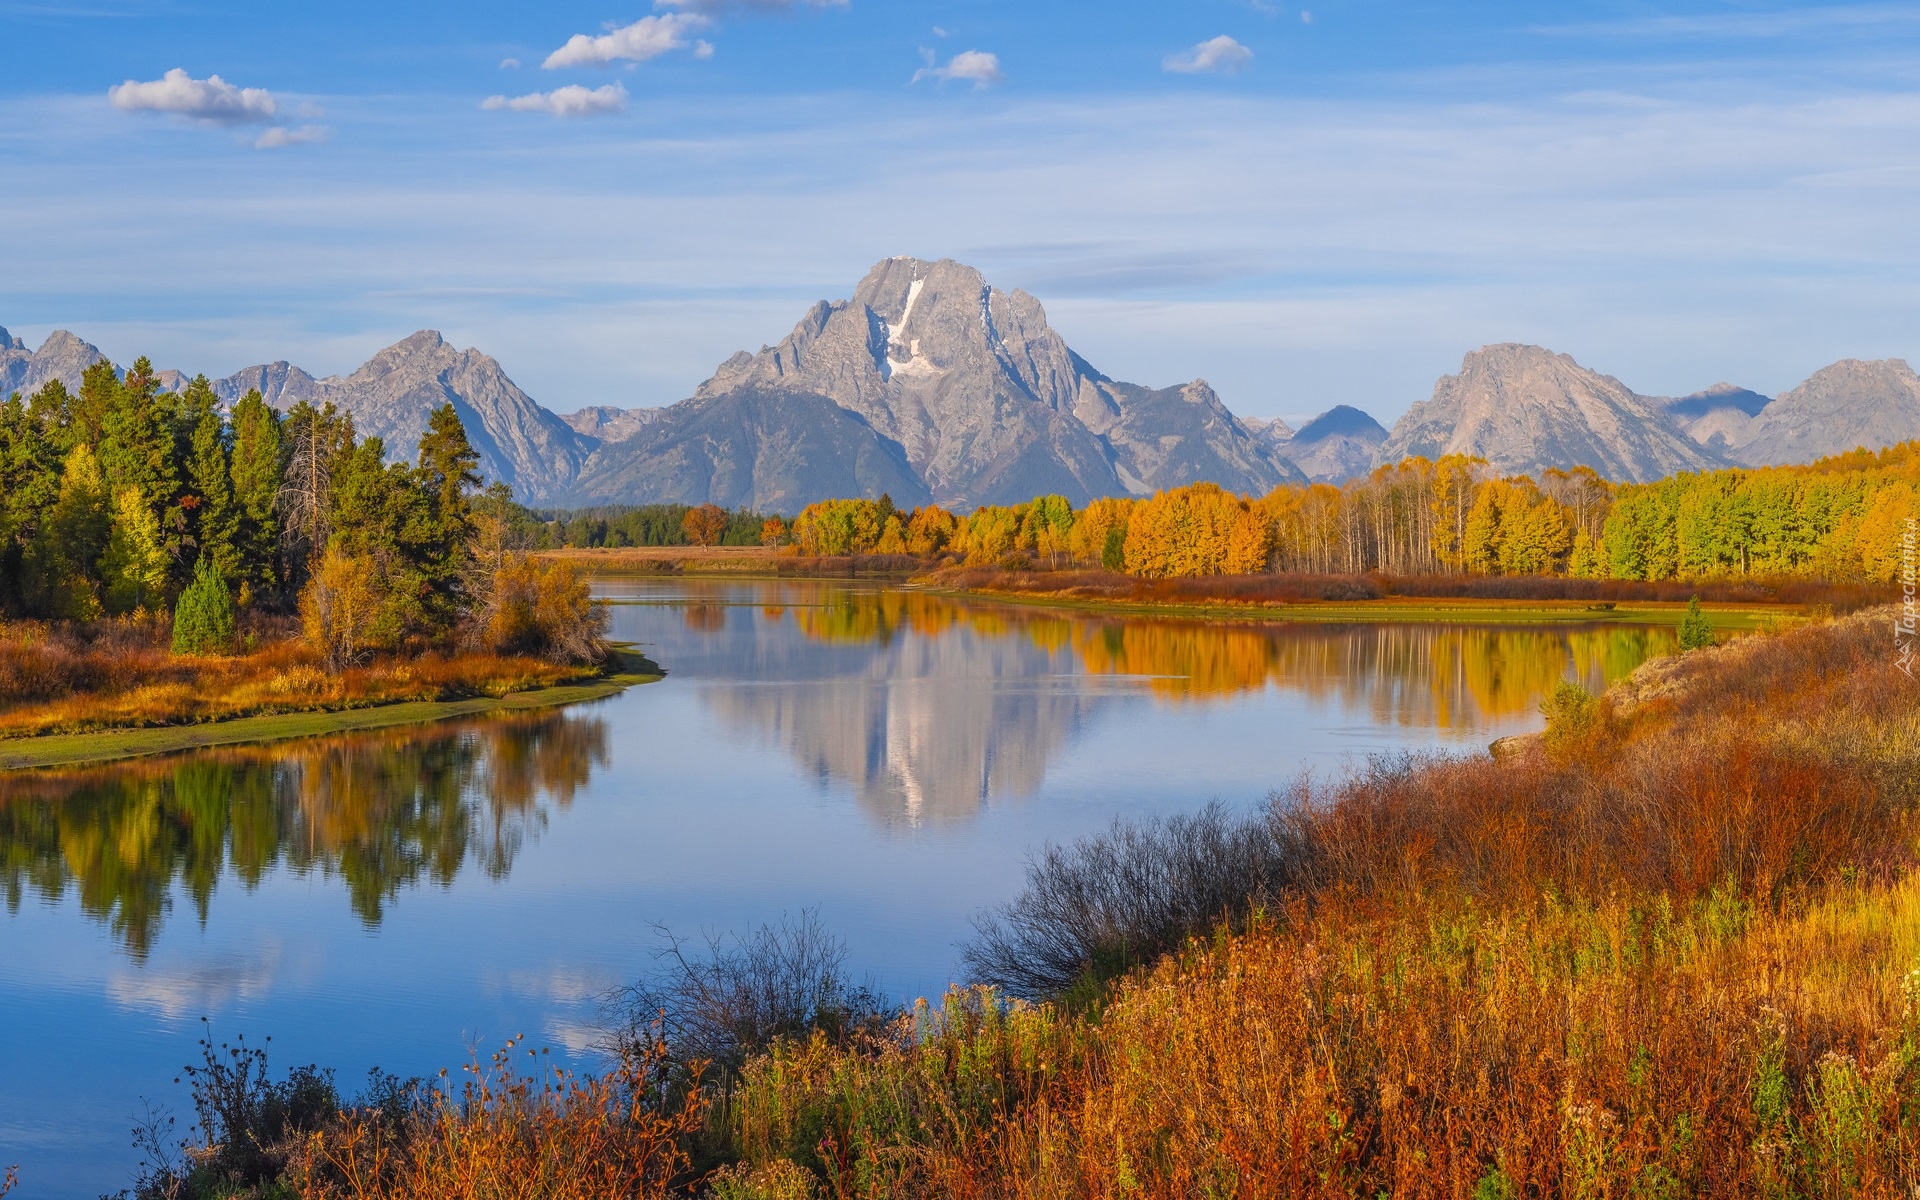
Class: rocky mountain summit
0,329,110,398
209,331,592,501
1378,345,1723,483
1254,405,1388,483
1730,359,1920,467
567,257,1303,510
11,285,1920,505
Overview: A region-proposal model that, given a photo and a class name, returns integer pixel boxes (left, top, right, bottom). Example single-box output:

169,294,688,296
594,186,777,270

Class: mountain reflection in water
630,583,1678,828
0,711,608,960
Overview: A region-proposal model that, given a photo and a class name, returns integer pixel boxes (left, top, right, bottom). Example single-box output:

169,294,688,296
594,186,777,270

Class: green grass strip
0,652,665,772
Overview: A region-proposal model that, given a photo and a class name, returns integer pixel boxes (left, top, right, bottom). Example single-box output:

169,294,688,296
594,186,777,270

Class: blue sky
5,1,1920,424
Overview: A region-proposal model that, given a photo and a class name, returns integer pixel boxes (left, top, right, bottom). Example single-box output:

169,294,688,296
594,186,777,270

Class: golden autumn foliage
765,438,1920,586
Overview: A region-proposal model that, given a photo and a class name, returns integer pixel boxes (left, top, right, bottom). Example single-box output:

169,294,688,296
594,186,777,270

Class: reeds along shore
109,606,1920,1198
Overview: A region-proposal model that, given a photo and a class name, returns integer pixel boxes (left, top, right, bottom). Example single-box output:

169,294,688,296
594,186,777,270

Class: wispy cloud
542,13,710,68
499,56,522,69
108,68,277,123
1164,35,1253,75
913,49,1003,89
483,82,629,117
254,123,330,149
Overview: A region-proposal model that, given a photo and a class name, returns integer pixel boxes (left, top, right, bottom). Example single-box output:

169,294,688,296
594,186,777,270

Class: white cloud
913,49,1003,89
932,25,949,38
500,56,522,69
482,82,629,117
1164,35,1254,75
254,123,330,149
542,13,709,68
108,68,277,124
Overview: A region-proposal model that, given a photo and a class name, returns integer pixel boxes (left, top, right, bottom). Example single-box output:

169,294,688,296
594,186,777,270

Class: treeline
774,441,1920,583
0,362,599,664
538,503,775,550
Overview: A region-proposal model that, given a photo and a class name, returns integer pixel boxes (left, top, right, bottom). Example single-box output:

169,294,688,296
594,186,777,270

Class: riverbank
910,566,1835,631
0,648,663,772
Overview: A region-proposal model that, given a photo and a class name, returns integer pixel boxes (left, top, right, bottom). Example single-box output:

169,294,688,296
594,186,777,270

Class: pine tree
417,402,482,546
1678,595,1715,651
0,392,61,612
172,553,237,655
99,357,183,574
180,376,240,585
415,403,482,620
228,389,283,605
70,360,119,453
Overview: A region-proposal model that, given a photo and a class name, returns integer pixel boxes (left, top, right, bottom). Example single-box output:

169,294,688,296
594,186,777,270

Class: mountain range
7,257,1920,507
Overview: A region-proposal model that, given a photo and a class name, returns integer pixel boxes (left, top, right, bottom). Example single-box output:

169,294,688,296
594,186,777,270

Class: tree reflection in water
0,711,608,961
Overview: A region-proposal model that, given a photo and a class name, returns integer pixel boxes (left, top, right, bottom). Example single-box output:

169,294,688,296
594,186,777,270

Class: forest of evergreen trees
0,361,597,666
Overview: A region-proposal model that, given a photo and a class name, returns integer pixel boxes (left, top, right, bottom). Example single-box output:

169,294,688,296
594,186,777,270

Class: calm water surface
0,579,1676,1196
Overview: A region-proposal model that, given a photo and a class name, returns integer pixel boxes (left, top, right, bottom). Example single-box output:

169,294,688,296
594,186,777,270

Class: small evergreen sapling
173,555,237,655
1678,595,1714,651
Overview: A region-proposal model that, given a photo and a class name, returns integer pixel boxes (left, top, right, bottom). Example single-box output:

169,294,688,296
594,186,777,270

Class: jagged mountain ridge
207,331,592,501
568,257,1306,510
1378,344,1725,484
1731,359,1920,467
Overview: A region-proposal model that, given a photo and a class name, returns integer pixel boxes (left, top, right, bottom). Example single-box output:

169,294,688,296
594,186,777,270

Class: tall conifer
228,389,283,604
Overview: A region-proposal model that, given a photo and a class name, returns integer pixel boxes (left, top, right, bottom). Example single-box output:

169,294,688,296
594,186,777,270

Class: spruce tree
181,376,239,584
415,403,481,621
417,402,481,546
1678,595,1715,651
0,393,61,612
172,553,237,655
99,356,182,571
228,389,283,605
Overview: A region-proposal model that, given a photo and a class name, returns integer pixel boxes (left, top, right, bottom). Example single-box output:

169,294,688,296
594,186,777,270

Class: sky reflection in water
0,580,1674,1196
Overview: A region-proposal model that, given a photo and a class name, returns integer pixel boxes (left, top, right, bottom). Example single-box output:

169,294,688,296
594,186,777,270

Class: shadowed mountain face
1379,344,1723,483
1254,404,1388,483
568,257,1303,510
1664,383,1774,455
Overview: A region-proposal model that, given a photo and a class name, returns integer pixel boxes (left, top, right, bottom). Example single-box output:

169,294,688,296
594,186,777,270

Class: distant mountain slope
1379,344,1723,483
211,332,593,502
1732,359,1920,466
571,257,1303,510
1664,383,1773,454
1267,404,1388,483
0,329,110,398
567,387,931,513
560,405,662,444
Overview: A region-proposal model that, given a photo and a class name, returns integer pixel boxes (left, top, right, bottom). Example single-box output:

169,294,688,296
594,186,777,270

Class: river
0,578,1676,1196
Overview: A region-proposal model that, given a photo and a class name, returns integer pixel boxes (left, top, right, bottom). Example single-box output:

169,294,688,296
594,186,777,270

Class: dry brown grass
923,565,1891,613
287,1036,705,1200
0,619,594,738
